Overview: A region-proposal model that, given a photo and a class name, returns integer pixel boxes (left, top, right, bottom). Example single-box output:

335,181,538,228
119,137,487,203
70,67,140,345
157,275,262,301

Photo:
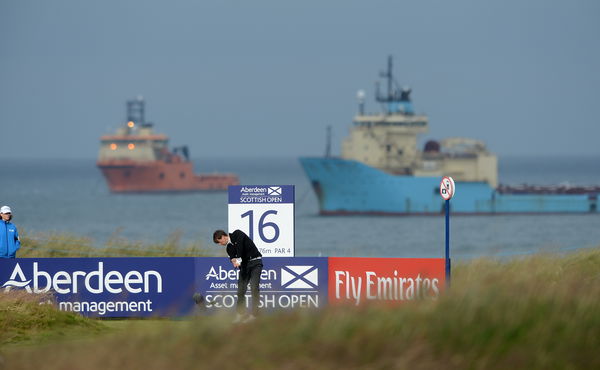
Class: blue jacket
1,221,20,258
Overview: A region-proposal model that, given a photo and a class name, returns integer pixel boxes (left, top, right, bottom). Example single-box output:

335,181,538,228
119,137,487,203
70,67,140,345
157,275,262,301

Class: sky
1,0,599,159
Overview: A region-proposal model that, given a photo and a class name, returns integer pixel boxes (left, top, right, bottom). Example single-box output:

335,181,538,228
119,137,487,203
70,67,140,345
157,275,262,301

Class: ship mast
375,56,395,105
325,125,332,158
375,55,413,115
126,96,146,128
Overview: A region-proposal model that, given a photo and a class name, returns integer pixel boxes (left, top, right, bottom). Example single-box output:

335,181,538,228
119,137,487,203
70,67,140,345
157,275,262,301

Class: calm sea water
1,156,599,260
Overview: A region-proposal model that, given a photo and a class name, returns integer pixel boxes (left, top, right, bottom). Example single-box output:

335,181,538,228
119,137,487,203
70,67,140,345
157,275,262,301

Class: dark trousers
237,259,263,315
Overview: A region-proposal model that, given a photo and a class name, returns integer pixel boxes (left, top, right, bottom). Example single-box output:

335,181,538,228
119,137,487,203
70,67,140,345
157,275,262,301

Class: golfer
213,229,263,322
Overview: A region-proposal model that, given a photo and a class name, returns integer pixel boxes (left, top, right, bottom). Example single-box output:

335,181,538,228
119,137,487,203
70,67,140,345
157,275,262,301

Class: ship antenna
325,125,332,158
357,90,366,115
385,55,393,100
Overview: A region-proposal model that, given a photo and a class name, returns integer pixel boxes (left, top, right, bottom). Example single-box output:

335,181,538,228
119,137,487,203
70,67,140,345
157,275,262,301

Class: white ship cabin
415,138,498,188
98,121,169,162
342,116,498,187
342,113,429,174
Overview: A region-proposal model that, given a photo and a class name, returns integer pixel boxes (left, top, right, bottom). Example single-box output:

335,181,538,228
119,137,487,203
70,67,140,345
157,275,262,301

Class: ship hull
299,157,598,215
97,160,239,193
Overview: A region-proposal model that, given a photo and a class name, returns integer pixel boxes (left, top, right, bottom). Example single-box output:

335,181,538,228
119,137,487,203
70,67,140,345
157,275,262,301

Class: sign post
440,176,455,285
228,185,295,257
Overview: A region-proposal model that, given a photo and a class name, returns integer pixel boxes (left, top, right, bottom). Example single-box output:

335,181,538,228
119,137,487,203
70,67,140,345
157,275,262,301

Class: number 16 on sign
228,185,295,257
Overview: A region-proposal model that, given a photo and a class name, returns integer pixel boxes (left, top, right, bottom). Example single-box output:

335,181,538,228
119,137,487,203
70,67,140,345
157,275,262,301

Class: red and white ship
97,97,239,193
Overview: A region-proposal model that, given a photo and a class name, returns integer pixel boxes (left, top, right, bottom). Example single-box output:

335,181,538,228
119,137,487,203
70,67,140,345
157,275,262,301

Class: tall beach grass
0,291,103,346
18,230,214,258
1,246,599,369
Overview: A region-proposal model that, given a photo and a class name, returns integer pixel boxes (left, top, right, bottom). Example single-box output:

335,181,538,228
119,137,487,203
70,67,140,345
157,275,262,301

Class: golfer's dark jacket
226,230,262,266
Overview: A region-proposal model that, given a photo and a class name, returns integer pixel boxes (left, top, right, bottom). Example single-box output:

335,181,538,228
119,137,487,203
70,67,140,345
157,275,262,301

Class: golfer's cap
0,206,12,214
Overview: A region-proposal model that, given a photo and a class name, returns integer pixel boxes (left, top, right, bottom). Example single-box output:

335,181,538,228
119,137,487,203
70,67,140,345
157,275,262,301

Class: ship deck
497,184,600,195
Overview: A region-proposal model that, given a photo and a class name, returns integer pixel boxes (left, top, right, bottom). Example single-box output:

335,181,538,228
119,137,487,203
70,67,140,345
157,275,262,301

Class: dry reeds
1,247,599,369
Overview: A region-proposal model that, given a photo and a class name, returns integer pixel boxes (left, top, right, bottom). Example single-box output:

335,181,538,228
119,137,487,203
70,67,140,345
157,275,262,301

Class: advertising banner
1,257,444,317
0,258,196,317
328,257,446,305
195,257,328,313
228,185,295,257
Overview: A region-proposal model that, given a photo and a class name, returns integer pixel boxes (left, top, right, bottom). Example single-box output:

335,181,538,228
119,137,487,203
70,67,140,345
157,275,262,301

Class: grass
0,291,104,346
1,246,599,369
18,230,214,257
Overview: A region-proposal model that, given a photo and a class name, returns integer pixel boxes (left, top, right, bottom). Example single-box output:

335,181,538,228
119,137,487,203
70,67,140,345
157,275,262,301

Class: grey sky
1,0,599,159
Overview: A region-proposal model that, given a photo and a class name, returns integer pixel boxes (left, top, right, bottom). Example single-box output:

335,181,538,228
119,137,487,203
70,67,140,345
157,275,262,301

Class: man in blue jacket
1,206,21,258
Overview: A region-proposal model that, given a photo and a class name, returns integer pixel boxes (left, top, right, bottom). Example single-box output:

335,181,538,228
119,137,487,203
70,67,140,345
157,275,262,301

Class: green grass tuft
0,291,104,346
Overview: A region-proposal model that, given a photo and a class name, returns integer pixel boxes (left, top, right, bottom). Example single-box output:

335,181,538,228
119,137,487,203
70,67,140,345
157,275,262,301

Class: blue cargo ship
300,57,599,215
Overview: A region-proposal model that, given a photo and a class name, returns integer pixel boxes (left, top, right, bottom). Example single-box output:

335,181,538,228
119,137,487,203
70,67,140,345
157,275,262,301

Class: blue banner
0,258,196,317
228,185,295,204
0,257,329,317
194,257,328,313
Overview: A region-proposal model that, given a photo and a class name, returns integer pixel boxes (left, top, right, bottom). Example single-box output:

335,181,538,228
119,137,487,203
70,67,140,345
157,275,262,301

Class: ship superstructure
341,56,497,186
300,57,599,214
97,97,239,193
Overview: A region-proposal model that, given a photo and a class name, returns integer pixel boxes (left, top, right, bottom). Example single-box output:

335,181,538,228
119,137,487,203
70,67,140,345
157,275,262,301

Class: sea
1,155,599,260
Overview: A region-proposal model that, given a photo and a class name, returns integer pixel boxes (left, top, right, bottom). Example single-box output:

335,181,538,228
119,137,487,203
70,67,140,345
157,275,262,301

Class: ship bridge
343,113,429,174
98,121,171,163
341,56,497,187
98,98,172,163
341,56,432,174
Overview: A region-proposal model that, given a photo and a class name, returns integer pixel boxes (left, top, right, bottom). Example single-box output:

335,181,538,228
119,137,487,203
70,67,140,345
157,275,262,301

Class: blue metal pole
445,199,451,286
